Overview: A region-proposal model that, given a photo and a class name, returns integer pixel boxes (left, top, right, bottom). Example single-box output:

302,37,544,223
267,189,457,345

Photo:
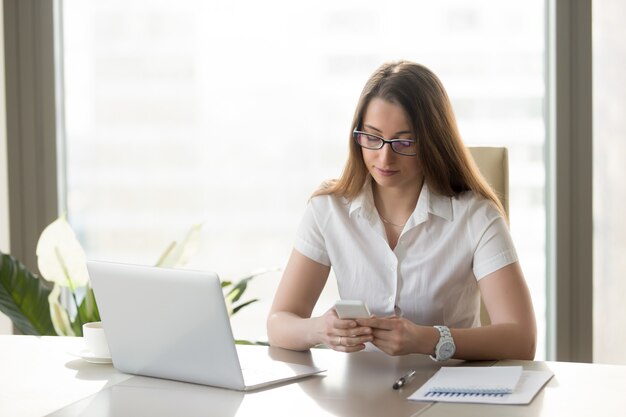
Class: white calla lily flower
36,217,89,289
48,285,76,336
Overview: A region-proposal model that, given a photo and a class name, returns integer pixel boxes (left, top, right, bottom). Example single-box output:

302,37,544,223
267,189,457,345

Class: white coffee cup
83,321,111,358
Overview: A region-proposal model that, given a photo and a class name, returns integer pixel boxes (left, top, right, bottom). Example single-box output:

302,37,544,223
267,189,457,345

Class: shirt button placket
388,257,398,310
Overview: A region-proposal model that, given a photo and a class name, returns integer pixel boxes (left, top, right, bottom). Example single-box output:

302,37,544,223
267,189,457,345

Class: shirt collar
425,183,454,222
349,177,375,219
349,177,453,224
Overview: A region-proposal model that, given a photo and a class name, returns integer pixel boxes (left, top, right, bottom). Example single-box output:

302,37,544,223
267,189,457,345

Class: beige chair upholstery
467,146,509,326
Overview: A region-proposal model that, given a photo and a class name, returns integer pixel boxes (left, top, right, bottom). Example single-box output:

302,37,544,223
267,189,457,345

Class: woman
267,61,536,360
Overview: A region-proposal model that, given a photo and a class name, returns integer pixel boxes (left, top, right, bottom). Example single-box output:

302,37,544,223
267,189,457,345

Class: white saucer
70,348,113,364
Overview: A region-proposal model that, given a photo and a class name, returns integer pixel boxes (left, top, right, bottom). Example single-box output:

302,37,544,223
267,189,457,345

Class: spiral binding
425,390,509,398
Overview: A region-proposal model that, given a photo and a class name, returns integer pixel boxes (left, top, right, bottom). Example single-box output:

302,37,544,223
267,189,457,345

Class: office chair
467,146,509,326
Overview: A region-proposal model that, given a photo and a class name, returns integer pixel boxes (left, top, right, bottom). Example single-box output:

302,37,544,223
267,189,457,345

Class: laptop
86,260,325,391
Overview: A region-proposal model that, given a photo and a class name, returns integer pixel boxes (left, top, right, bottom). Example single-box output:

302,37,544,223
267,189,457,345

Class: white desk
2,336,626,417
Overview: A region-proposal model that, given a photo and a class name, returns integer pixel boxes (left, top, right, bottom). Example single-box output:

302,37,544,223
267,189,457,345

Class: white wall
593,0,626,364
0,3,14,334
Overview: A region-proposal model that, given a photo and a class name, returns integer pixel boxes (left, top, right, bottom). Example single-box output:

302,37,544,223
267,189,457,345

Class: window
61,0,547,355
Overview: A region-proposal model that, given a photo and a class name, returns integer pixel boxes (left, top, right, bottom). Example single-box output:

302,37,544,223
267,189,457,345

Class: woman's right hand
319,308,373,352
267,250,372,351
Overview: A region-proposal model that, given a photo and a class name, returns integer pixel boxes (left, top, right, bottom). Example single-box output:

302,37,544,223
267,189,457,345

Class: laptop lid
86,260,324,391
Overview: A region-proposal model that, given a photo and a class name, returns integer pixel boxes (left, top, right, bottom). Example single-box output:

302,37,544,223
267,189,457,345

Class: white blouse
294,179,518,328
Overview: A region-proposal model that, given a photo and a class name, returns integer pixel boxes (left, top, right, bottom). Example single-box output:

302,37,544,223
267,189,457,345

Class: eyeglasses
352,130,417,156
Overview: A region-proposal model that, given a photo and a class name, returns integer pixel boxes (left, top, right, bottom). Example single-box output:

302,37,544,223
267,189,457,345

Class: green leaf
77,287,101,327
235,339,269,346
0,252,56,335
231,298,259,315
225,267,279,303
70,314,83,337
76,287,101,336
223,267,279,315
226,277,253,303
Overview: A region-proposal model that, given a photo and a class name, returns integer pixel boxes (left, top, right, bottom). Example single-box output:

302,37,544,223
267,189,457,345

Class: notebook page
408,369,554,405
425,366,523,394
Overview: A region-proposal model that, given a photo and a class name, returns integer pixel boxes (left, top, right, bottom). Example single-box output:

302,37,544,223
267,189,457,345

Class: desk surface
2,336,626,417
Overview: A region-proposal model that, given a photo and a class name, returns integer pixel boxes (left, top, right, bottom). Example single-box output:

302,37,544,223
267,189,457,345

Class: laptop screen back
87,261,246,389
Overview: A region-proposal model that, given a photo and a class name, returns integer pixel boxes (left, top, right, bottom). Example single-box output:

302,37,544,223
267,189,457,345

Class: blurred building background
61,1,547,355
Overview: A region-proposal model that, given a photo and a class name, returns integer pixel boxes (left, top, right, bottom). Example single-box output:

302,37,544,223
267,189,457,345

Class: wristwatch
430,325,456,361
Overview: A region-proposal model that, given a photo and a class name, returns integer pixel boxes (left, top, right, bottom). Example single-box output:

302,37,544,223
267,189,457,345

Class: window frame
545,0,593,362
3,0,64,275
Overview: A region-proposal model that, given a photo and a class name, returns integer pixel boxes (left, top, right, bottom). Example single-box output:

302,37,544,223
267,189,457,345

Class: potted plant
0,217,267,338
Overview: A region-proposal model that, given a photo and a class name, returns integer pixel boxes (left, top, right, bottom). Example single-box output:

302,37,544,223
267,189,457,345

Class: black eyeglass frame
352,129,418,156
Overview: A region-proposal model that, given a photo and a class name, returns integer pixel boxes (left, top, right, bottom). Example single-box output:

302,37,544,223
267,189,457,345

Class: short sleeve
472,203,519,280
294,200,331,266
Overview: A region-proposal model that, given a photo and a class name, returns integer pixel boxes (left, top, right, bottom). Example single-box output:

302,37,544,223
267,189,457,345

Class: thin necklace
378,212,406,228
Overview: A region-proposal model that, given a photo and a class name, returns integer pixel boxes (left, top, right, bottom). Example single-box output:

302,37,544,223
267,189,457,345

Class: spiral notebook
408,366,553,405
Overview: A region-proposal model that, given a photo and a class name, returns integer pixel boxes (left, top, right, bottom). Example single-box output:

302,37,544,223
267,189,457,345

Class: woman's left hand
356,316,430,356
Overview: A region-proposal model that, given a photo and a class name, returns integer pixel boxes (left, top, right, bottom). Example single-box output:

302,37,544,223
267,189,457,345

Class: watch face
439,341,455,359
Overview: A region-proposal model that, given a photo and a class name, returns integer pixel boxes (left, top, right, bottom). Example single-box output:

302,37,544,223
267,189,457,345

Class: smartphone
334,300,371,319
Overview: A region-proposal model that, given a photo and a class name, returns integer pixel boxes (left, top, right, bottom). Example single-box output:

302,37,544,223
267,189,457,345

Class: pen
392,370,417,389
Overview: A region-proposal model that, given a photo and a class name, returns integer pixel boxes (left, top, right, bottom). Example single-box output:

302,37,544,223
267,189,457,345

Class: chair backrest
467,146,509,326
468,147,509,217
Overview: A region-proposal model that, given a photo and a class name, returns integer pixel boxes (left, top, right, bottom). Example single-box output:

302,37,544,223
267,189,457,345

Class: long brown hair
315,60,506,219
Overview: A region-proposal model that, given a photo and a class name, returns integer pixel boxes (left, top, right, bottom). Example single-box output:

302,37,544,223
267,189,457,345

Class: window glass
62,0,546,356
